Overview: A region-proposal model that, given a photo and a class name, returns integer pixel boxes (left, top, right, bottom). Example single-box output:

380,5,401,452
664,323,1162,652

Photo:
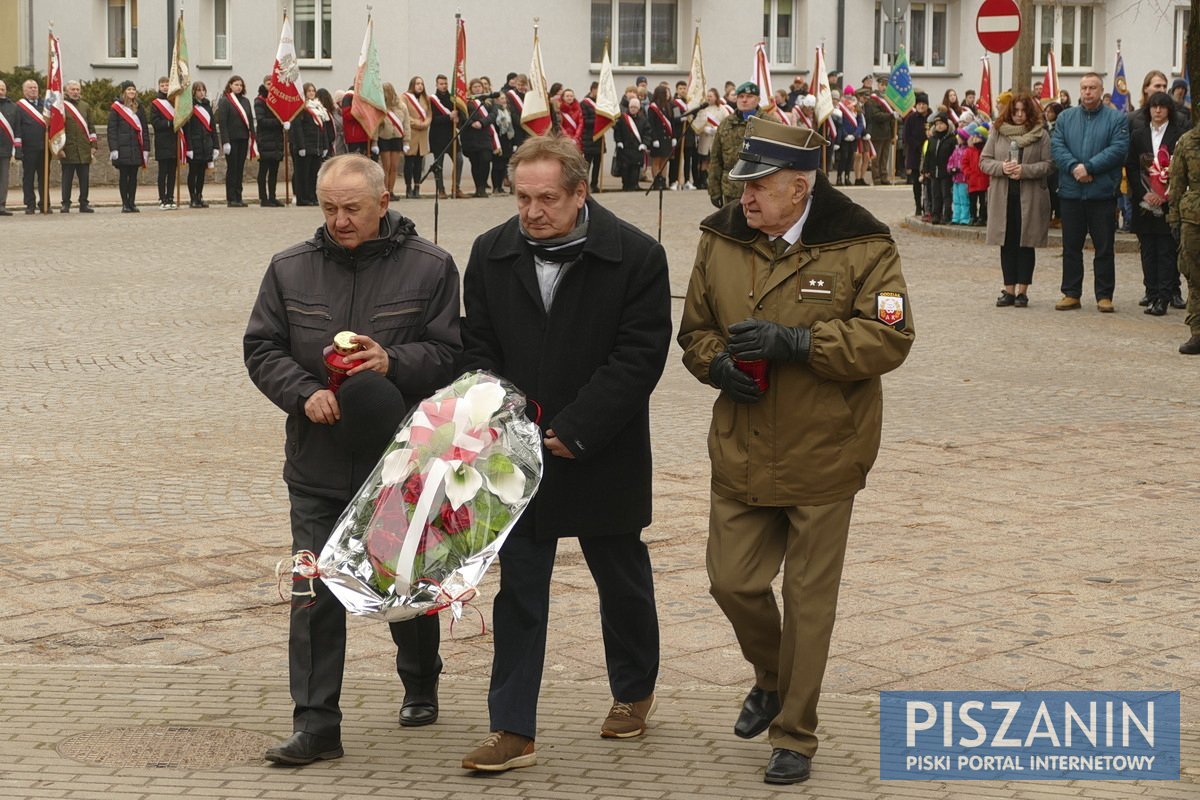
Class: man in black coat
457,135,672,773
13,79,48,213
150,77,179,208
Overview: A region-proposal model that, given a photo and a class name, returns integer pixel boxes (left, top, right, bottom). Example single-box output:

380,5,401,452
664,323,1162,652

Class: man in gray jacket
245,154,462,765
1050,73,1130,312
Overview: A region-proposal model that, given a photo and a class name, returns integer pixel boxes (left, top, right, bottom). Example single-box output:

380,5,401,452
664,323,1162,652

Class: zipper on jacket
371,307,421,321
285,306,332,320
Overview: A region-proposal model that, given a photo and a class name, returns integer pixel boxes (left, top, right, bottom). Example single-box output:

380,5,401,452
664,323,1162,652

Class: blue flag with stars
1111,51,1130,111
886,45,914,113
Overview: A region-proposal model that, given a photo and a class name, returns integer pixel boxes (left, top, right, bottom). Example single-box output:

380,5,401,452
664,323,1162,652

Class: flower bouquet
317,371,543,622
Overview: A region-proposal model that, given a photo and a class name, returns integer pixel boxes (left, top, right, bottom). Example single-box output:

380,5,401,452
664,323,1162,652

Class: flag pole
176,131,183,207
283,131,291,205
43,23,51,214
598,136,606,193
452,13,461,199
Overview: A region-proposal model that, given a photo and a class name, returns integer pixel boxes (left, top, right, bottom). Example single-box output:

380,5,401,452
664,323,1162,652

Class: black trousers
225,139,248,202
157,159,177,203
61,162,90,207
930,175,952,222
1001,180,1035,285
292,153,320,204
491,152,509,193
117,164,139,208
835,144,855,177
21,150,46,209
186,160,206,202
908,169,922,213
585,150,602,189
1139,231,1180,303
258,157,279,202
487,529,659,739
287,489,442,738
466,149,491,193
1059,197,1117,301
970,190,987,223
620,159,641,191
430,146,462,192
404,154,424,192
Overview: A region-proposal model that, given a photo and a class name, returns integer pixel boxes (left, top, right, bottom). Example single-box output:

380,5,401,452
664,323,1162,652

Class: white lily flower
462,381,506,427
380,448,416,486
484,467,526,505
443,459,483,510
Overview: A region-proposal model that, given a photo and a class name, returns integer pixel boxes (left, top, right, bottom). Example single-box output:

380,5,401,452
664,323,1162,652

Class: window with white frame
589,0,678,67
763,0,795,65
908,3,947,68
1035,3,1094,68
106,0,138,60
213,0,229,62
1175,6,1191,72
295,0,332,62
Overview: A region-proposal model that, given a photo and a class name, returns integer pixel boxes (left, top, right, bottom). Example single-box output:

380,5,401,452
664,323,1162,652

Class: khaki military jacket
708,109,769,205
1168,126,1200,227
679,171,915,506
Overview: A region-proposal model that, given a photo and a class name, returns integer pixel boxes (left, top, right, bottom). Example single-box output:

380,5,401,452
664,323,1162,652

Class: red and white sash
110,101,146,165
385,109,406,137
429,93,453,116
721,101,735,115
0,111,16,148
947,107,960,126
506,89,524,113
872,92,897,115
649,103,672,137
17,98,46,128
673,97,688,116
622,113,642,143
468,99,501,150
792,106,810,127
706,112,722,128
224,93,259,158
64,101,96,142
152,97,174,122
193,105,213,130
404,92,427,122
561,109,580,136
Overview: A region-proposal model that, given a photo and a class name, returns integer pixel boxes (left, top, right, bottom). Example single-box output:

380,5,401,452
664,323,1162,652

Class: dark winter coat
254,90,285,162
0,97,17,159
107,101,149,167
902,108,928,169
646,103,674,157
922,129,955,178
1050,102,1129,200
580,96,602,156
244,210,462,501
459,99,496,155
613,112,648,168
12,96,45,156
183,98,216,163
150,92,179,161
293,103,325,155
458,197,672,539
216,92,254,144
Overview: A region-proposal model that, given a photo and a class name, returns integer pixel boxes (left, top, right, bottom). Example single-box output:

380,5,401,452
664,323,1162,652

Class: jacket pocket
284,296,332,333
371,294,429,333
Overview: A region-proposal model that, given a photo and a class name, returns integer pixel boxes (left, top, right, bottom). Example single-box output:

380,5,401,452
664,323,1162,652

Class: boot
1180,335,1200,355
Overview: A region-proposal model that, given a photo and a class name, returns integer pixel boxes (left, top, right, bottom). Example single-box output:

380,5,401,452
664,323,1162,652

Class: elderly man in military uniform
679,118,915,785
864,73,900,185
1168,125,1200,354
708,81,767,209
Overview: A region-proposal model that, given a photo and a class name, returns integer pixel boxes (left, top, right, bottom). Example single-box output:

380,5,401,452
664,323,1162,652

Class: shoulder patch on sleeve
876,291,906,330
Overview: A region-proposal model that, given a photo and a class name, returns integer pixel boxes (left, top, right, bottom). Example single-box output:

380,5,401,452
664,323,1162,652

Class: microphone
470,91,501,100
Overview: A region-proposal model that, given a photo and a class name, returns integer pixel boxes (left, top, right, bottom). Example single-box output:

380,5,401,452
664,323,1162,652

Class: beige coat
679,172,915,506
979,128,1053,248
378,100,407,142
402,92,431,155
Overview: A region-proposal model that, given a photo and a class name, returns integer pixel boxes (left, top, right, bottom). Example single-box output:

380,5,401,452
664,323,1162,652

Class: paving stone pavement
1,180,1197,798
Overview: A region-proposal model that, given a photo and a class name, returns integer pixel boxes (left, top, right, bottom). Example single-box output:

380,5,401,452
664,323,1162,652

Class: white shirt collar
768,194,815,250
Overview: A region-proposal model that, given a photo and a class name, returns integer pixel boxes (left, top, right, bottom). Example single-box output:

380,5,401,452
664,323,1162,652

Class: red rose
401,473,425,504
439,501,473,535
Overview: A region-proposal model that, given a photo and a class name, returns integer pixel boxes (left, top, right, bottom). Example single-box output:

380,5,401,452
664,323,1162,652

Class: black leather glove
728,319,812,362
711,195,723,209
709,352,762,404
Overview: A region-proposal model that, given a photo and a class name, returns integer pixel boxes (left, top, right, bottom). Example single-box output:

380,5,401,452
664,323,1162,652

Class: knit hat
914,91,929,105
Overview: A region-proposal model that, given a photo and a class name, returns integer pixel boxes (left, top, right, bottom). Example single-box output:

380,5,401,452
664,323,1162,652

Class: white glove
652,140,660,148
833,109,843,120
298,149,306,157
142,151,149,164
207,162,214,169
222,143,232,155
863,133,872,141
833,144,840,151
186,150,194,159
638,144,647,152
110,150,119,161
671,138,677,148
845,134,855,142
893,111,901,120
371,144,379,155
321,149,328,157
211,149,219,162
283,121,291,131
704,125,715,135
616,141,624,149
403,144,411,153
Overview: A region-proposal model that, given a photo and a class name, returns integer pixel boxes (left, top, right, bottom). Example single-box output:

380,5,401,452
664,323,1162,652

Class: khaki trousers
707,491,854,757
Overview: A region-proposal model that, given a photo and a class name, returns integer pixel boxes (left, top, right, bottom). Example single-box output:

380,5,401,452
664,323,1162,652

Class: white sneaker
168,203,178,210
159,202,169,210
684,182,694,190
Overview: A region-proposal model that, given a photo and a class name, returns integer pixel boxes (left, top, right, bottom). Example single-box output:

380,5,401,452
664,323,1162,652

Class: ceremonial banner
267,11,304,123
1040,49,1059,105
1111,49,1130,112
685,26,705,105
886,44,915,114
453,15,469,111
168,11,193,131
752,42,775,111
813,46,835,127
978,55,993,117
521,23,553,137
593,42,619,140
352,15,386,136
46,30,65,154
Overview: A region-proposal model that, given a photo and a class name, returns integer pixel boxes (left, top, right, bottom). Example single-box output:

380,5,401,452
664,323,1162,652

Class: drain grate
58,725,277,768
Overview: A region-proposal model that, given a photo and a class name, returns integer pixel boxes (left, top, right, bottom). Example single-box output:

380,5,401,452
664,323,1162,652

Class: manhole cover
58,725,277,768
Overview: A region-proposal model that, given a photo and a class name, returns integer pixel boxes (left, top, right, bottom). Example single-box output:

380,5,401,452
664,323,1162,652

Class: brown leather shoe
1054,296,1081,311
600,693,656,738
1097,298,1115,313
462,731,536,772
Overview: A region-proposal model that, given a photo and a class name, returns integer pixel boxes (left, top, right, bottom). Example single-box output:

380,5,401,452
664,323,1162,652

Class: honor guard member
60,80,97,213
678,118,915,785
14,79,48,213
708,81,768,209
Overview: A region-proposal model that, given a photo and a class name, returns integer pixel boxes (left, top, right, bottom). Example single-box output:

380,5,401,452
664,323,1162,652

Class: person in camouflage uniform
709,82,768,208
1168,124,1200,354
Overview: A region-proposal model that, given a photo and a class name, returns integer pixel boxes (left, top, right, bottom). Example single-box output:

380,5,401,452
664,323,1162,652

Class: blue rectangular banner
880,691,1180,780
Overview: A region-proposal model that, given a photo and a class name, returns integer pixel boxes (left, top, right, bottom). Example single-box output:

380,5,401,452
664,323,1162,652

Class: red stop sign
977,0,1022,54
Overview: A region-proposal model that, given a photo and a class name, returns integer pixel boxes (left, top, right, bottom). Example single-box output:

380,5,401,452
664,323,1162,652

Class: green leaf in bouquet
419,421,458,461
478,451,527,505
472,490,512,533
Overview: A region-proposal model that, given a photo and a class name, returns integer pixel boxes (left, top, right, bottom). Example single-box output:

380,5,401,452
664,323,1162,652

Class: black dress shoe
79,205,94,213
0,208,12,216
1146,299,1168,316
264,731,344,765
1138,293,1150,307
399,683,439,727
764,748,811,784
1171,293,1187,310
734,686,781,739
